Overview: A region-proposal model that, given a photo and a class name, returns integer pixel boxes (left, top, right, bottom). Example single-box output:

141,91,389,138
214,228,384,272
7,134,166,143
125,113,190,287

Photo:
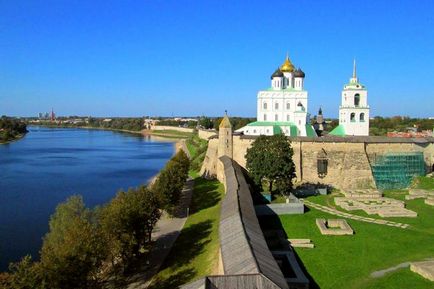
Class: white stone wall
256,90,308,136
340,107,370,136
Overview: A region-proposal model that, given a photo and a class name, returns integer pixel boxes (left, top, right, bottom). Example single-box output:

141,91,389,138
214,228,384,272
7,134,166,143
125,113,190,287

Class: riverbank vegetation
0,117,28,143
147,134,223,288
186,135,208,171
0,150,190,289
34,117,144,132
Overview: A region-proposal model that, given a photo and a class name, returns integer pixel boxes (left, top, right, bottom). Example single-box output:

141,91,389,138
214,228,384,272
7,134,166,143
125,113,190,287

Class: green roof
305,124,317,137
344,82,366,90
329,124,346,136
273,125,282,135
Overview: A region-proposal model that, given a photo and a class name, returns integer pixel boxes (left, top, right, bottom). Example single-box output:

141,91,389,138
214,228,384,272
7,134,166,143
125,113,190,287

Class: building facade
331,60,370,136
237,55,316,137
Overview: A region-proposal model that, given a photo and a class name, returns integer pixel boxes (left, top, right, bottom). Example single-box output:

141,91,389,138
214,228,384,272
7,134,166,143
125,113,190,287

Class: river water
0,126,175,271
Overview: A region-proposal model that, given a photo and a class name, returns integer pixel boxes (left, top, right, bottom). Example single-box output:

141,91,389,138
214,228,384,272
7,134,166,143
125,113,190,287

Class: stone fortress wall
201,134,434,189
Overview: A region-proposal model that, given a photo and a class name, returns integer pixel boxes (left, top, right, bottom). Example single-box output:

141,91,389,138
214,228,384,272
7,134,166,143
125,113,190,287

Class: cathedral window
354,94,360,107
263,102,268,110
360,113,365,122
287,115,290,121
286,103,290,110
275,103,279,109
264,114,267,121
297,102,305,111
275,114,278,121
350,113,356,122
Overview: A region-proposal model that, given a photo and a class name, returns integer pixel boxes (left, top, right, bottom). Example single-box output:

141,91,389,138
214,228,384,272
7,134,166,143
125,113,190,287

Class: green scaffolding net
371,152,426,190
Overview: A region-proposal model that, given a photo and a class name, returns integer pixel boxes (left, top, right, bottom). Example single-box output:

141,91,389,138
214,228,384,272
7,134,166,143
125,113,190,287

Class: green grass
362,268,433,289
275,195,434,289
151,129,194,138
412,176,434,190
148,177,224,289
186,135,208,171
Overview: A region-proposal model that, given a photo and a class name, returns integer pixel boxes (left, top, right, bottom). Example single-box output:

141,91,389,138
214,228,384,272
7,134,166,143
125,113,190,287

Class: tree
199,117,213,129
99,186,161,269
151,150,190,213
245,134,296,196
3,256,45,289
39,195,107,289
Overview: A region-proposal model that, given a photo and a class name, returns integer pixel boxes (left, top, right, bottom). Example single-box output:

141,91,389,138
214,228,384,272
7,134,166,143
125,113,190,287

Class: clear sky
1,0,433,118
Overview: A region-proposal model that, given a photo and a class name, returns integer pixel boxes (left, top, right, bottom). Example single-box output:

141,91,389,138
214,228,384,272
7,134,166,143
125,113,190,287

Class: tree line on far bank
0,116,28,142
0,150,190,289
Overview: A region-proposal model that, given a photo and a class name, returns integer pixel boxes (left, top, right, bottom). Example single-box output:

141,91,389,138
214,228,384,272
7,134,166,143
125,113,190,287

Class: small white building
330,60,370,136
237,55,316,137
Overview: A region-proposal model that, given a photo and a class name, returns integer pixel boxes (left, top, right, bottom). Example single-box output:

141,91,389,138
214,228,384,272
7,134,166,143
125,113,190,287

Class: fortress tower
331,60,370,136
218,111,233,159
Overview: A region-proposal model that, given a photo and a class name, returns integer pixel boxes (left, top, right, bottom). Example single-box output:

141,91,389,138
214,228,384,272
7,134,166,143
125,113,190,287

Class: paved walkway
303,200,409,229
126,178,195,289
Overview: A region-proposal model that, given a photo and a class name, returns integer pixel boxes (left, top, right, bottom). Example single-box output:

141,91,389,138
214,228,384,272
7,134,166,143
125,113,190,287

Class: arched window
350,113,356,122
275,103,279,110
317,150,328,178
354,94,360,107
360,113,365,122
286,103,290,110
263,102,268,110
275,114,278,121
287,115,290,121
264,114,267,121
297,102,305,111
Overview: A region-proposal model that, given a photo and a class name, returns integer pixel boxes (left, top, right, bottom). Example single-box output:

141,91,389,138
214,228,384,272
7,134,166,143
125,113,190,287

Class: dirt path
125,178,194,289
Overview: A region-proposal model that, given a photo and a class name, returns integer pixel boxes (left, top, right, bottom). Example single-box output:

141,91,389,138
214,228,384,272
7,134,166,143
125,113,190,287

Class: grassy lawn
151,129,194,139
147,177,224,288
274,181,434,289
186,135,208,171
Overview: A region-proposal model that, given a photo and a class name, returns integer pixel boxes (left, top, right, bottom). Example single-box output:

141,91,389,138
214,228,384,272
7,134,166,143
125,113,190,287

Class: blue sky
1,0,433,118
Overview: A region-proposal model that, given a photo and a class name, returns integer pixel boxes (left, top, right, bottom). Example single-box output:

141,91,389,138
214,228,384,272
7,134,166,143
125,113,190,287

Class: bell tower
338,60,370,136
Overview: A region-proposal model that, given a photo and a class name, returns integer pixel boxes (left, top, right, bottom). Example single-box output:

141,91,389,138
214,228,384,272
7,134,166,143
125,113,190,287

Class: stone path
303,200,409,229
370,258,434,278
126,178,195,289
370,262,411,278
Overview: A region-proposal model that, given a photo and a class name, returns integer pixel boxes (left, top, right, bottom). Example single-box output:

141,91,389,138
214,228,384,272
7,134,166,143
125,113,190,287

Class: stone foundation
410,260,434,282
316,218,354,235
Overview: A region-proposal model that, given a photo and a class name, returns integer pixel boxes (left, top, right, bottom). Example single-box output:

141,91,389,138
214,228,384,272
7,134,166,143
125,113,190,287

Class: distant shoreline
30,124,189,141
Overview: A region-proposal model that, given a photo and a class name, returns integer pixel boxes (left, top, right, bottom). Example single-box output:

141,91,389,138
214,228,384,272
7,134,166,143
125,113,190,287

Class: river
0,126,175,271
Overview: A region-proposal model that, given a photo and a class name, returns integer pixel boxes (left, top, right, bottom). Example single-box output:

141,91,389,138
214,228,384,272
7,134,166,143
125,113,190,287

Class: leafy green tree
99,186,161,268
199,117,213,129
3,256,45,289
151,150,190,213
39,195,107,289
245,134,296,196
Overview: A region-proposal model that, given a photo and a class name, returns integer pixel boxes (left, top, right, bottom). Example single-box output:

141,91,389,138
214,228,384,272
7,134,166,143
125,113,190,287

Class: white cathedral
237,55,370,137
237,54,317,137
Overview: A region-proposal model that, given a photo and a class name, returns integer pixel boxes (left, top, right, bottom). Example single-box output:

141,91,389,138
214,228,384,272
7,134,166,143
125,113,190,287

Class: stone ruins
316,218,354,235
335,189,418,218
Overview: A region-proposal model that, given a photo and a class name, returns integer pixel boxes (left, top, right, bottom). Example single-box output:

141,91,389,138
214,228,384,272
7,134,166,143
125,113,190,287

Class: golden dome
280,54,295,72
